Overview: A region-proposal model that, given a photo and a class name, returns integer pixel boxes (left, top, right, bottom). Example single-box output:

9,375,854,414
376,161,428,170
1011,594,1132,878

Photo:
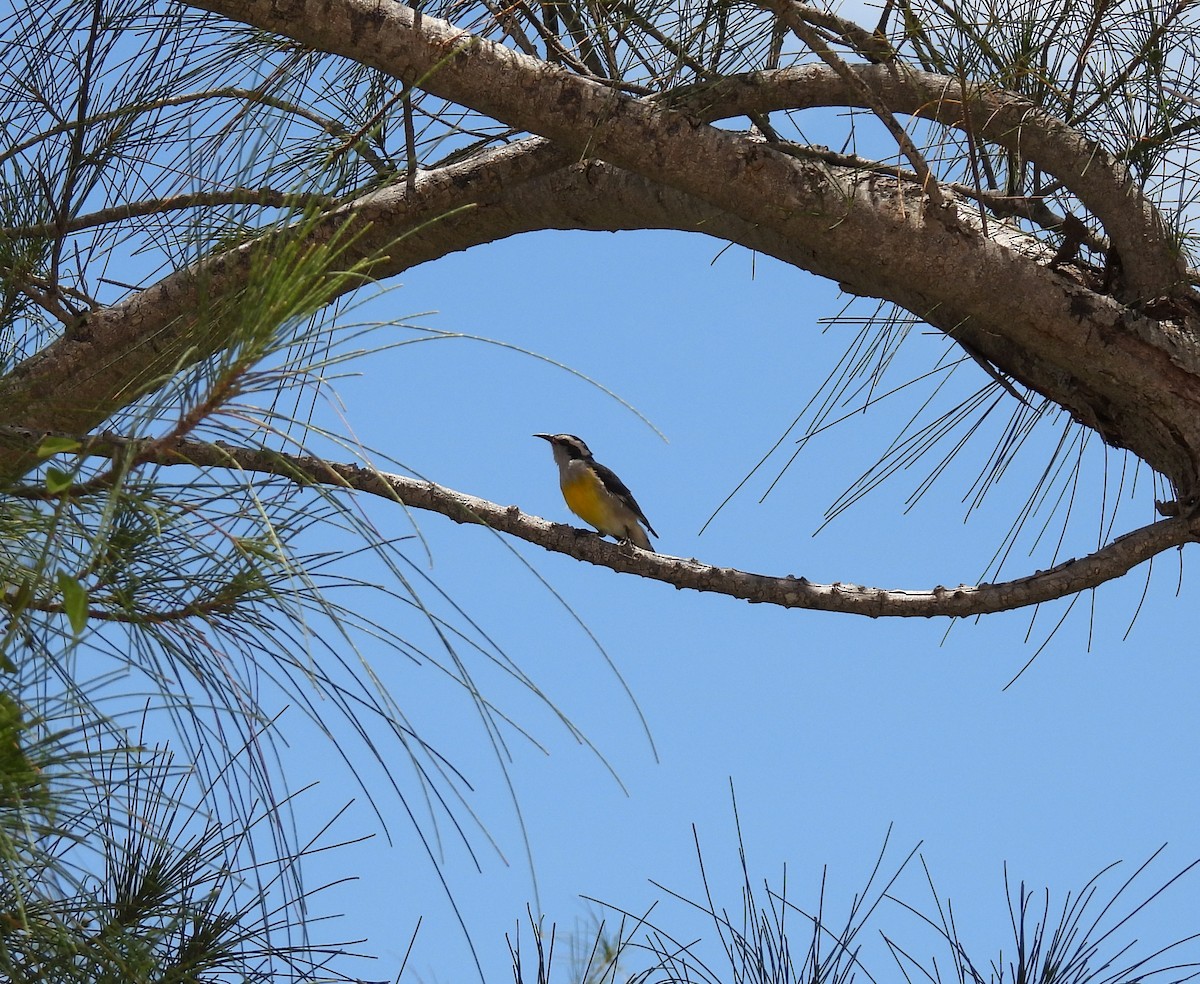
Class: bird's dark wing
592,460,657,538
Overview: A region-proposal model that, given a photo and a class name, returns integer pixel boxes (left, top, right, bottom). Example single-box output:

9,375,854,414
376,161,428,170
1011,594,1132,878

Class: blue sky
266,226,1200,983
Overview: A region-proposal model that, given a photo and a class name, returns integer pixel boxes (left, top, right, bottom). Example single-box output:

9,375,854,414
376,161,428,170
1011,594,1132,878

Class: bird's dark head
533,433,593,460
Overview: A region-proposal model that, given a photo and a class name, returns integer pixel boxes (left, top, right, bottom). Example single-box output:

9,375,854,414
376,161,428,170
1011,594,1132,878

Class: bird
533,433,657,551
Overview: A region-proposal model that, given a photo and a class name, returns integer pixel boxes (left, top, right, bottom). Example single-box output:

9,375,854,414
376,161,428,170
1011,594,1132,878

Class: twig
765,0,946,209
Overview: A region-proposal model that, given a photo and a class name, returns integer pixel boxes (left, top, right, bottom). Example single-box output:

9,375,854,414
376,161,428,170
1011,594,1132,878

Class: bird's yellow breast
560,468,618,534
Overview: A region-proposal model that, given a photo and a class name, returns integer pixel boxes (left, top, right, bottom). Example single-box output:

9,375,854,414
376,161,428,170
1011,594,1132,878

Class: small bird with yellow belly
534,433,657,551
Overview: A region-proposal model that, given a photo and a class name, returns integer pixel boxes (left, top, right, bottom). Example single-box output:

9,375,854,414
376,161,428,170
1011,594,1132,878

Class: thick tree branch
781,141,1105,249
189,0,1186,305
669,63,1190,303
43,430,1200,618
186,0,930,271
5,134,1200,494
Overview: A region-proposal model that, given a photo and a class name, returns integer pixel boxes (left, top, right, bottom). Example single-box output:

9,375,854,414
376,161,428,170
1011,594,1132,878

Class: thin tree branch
25,428,1200,619
2,189,335,240
402,84,419,197
787,2,897,63
765,0,945,208
0,86,394,174
6,588,247,625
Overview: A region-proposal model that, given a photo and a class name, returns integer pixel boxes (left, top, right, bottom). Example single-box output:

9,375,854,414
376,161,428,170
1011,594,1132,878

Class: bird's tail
628,524,654,552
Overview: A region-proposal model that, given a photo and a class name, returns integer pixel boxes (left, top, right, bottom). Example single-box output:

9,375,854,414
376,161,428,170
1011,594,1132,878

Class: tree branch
668,63,1190,303
0,85,395,174
765,0,944,207
1,189,335,239
5,133,1200,494
30,429,1200,619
